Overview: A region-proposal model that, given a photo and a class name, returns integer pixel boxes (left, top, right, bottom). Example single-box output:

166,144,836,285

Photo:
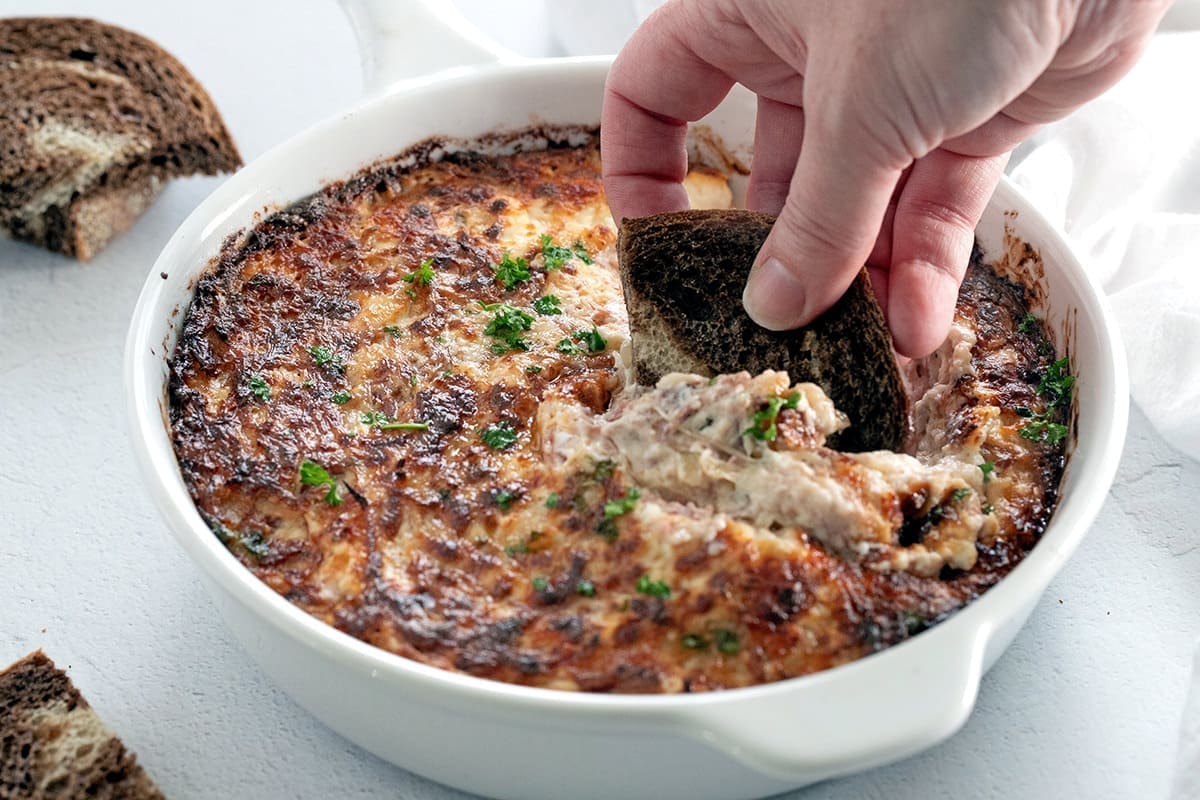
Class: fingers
742,119,903,332
886,148,1008,358
601,6,736,222
745,96,805,215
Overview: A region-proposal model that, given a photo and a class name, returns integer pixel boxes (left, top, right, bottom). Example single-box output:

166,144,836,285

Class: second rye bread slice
617,209,908,452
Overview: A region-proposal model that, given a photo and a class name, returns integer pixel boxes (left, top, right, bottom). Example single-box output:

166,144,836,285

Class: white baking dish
123,2,1129,798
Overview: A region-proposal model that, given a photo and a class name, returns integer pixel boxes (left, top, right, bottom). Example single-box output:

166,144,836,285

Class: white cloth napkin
1007,29,1200,800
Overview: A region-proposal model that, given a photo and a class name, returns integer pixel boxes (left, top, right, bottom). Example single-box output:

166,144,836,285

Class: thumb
743,121,902,331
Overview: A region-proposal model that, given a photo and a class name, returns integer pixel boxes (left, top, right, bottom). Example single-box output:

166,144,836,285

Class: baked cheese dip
169,130,1070,692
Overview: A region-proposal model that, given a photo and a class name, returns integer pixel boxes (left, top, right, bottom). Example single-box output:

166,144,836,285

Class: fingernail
743,257,807,330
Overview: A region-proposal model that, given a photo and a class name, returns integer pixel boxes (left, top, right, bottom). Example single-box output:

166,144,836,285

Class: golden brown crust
170,135,1066,693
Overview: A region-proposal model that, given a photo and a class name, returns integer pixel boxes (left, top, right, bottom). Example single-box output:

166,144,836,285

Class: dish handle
677,618,991,782
339,0,516,96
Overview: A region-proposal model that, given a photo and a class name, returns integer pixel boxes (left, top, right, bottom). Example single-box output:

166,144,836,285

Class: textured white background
1,2,1198,798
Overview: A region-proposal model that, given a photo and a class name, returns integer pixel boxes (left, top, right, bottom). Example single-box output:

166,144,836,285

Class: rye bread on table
0,17,241,259
617,209,909,452
0,650,164,799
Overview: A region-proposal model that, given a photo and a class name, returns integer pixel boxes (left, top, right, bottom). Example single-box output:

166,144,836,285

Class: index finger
600,8,736,222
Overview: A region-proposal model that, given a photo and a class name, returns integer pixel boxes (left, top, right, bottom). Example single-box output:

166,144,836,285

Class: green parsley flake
532,576,549,592
951,487,971,502
482,302,533,353
544,492,560,509
533,295,562,316
572,241,593,264
1018,312,1039,334
526,365,543,374
575,579,596,597
383,325,403,338
979,461,995,480
361,411,389,426
555,338,583,355
331,391,352,405
402,258,435,287
572,326,607,353
635,574,670,598
603,487,640,518
713,628,740,655
539,234,575,270
744,391,802,442
379,421,429,432
481,421,518,450
493,489,516,511
308,345,342,368
983,503,995,515
1038,357,1075,409
493,252,531,289
681,633,709,650
247,374,270,402
299,459,342,506
1019,418,1069,445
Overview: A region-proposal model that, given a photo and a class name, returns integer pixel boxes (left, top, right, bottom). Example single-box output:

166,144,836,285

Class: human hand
601,0,1169,357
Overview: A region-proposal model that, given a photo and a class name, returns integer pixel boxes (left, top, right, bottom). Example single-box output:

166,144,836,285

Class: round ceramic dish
123,2,1129,798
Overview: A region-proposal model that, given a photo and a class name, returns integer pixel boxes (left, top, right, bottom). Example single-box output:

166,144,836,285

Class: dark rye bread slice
0,17,242,259
618,209,908,452
0,651,164,799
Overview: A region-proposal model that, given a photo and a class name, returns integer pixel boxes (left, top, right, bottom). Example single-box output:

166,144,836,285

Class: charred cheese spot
171,133,1066,692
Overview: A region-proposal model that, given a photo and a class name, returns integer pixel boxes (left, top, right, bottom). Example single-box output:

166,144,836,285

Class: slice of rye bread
0,651,164,800
617,209,909,452
0,17,242,260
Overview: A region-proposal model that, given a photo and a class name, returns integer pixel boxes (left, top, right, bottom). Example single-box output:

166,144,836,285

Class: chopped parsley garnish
532,576,549,592
1019,418,1069,446
539,235,574,270
247,374,270,402
331,391,352,405
307,345,342,368
983,503,995,515
482,302,534,353
237,530,270,560
555,338,583,355
299,459,342,506
743,391,802,442
1018,357,1073,446
379,421,429,432
591,460,615,482
681,633,709,650
713,628,740,655
361,411,389,426
1018,312,1039,334
575,579,596,597
481,421,517,450
493,252,531,289
572,326,607,353
504,542,528,557
402,257,435,287
533,295,562,315
545,492,560,509
635,574,670,598
603,487,640,518
951,487,971,502
526,365,543,374
1037,357,1075,410
383,325,403,338
979,461,995,480
572,241,593,264
493,488,516,511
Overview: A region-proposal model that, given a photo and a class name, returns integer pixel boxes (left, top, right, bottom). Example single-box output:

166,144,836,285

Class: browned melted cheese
170,135,1067,693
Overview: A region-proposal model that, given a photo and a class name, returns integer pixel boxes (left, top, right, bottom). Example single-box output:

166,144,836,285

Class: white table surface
2,2,1198,798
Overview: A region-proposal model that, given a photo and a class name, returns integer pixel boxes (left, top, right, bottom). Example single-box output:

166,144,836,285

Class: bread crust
0,17,241,259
